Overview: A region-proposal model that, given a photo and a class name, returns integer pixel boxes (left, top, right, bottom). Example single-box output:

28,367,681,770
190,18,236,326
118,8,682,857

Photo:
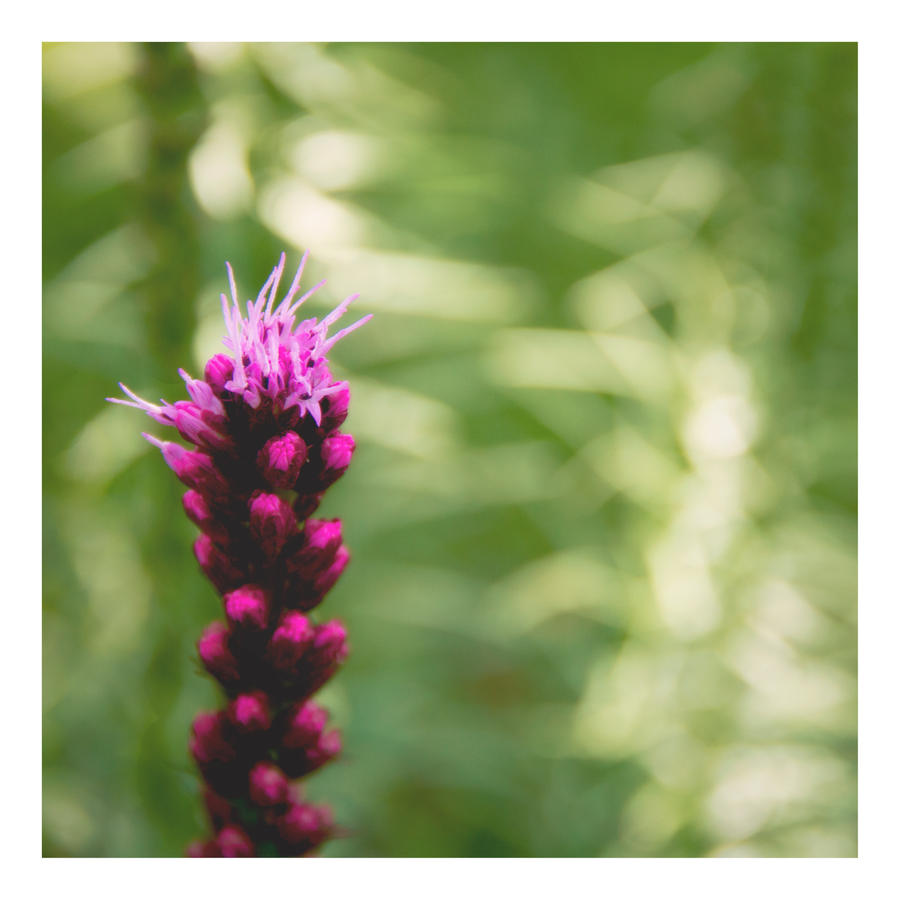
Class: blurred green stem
134,42,207,376
132,42,210,854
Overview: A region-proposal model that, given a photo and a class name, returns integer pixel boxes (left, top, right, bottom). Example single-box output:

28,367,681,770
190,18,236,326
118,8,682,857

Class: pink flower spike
113,254,366,857
113,254,368,438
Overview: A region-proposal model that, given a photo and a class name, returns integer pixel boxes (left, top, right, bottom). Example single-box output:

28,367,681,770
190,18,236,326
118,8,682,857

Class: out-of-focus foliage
42,42,857,857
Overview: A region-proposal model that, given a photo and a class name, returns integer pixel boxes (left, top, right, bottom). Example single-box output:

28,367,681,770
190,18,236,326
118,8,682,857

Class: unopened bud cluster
111,254,369,856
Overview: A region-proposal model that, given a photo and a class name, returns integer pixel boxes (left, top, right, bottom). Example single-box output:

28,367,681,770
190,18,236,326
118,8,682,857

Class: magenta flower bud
318,728,342,758
303,518,343,560
277,803,334,853
257,431,308,490
183,490,230,543
282,701,328,748
313,545,350,599
170,401,231,452
204,353,235,396
223,584,270,631
312,620,349,666
318,433,355,487
266,610,315,671
281,727,341,778
280,523,348,610
197,621,240,686
216,825,254,857
249,492,296,561
249,762,290,807
149,440,230,499
227,691,271,733
294,621,349,697
321,383,350,431
303,729,342,773
285,519,343,577
194,535,245,594
190,711,235,766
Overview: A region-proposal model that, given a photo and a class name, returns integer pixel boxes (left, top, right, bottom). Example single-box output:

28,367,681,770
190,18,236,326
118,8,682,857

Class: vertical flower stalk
110,253,369,857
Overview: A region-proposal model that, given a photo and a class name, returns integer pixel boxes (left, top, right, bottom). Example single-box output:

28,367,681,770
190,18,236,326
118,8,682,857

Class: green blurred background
42,42,857,857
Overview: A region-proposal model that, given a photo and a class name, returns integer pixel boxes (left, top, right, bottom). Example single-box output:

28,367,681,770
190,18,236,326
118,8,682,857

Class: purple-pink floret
108,253,369,857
